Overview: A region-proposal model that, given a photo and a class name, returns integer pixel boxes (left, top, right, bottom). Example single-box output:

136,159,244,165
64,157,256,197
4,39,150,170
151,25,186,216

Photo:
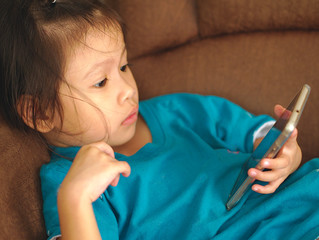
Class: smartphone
226,84,311,211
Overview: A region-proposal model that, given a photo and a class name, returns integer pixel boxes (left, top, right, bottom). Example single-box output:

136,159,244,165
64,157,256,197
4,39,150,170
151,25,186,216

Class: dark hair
0,0,124,137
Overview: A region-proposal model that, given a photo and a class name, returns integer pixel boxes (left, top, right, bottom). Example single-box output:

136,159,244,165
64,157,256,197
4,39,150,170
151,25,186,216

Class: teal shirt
40,93,319,239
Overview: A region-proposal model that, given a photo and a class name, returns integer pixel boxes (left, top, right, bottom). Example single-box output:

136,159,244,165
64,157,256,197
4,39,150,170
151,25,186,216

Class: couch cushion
113,0,198,59
0,119,49,239
197,0,319,37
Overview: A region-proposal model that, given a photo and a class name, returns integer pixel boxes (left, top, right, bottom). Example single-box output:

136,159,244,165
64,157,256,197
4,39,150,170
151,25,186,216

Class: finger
90,141,115,158
258,158,289,170
290,128,298,139
114,160,131,178
276,129,299,161
274,104,285,117
282,129,298,148
248,168,284,182
252,179,283,194
110,175,120,187
104,161,131,187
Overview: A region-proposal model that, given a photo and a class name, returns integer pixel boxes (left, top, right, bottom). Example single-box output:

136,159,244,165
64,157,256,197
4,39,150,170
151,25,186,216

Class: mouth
122,106,139,126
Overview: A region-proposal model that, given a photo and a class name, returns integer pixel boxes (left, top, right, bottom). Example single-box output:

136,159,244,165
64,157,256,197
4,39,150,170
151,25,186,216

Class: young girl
1,0,319,239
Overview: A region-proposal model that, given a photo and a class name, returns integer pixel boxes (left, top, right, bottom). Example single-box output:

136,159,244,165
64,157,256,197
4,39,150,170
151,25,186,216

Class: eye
120,63,130,72
94,78,107,88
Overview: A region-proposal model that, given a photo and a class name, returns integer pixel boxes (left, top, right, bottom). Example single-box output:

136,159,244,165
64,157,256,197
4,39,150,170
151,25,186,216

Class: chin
113,128,137,146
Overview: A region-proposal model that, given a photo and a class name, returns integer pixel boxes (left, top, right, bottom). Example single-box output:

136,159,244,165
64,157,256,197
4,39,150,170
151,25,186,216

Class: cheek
59,96,108,136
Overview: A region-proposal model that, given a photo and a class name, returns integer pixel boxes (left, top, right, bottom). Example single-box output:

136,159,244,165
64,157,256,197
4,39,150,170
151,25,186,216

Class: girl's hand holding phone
249,105,302,194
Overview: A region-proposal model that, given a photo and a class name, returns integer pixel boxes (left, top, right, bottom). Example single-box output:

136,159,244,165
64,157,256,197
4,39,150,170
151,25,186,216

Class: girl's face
44,28,139,148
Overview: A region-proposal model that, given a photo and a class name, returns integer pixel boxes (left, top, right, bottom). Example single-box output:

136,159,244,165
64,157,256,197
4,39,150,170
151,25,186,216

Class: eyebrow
82,46,127,81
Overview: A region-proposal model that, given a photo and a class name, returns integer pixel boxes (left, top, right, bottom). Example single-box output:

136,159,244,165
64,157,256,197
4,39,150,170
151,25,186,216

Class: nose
118,77,136,104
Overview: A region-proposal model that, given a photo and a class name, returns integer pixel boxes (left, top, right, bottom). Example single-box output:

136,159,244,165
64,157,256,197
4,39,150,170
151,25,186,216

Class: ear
17,95,55,133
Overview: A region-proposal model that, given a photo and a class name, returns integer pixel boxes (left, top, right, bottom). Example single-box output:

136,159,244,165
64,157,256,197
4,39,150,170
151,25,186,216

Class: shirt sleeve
146,93,274,153
196,94,274,152
253,120,276,142
40,160,70,240
40,159,119,240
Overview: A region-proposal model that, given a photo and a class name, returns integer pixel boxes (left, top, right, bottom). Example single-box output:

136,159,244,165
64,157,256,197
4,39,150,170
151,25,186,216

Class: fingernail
263,160,270,167
250,171,257,177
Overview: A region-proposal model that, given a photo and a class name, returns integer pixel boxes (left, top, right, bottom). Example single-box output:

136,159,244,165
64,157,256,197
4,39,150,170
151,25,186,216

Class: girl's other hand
59,141,131,204
249,105,302,194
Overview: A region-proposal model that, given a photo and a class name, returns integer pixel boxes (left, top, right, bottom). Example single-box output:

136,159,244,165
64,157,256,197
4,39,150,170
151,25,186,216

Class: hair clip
49,0,56,7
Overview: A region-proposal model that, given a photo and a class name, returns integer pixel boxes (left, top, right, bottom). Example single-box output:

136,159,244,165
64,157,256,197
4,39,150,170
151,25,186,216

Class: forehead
64,27,125,75
84,27,124,52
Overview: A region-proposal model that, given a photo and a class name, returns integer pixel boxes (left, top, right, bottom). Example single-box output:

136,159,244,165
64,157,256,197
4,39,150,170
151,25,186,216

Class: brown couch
1,0,318,239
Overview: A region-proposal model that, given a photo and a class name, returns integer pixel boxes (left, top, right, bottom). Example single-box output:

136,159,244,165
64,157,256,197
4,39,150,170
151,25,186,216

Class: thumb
286,128,298,144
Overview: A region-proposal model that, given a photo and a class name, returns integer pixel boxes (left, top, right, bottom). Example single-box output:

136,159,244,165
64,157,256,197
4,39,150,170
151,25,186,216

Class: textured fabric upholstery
197,0,319,37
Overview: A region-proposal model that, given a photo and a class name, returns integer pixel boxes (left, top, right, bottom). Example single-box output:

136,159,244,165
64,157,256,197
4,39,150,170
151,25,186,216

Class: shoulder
141,93,227,109
41,158,72,175
141,92,222,102
140,93,235,117
40,159,72,189
40,147,79,183
138,93,236,130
